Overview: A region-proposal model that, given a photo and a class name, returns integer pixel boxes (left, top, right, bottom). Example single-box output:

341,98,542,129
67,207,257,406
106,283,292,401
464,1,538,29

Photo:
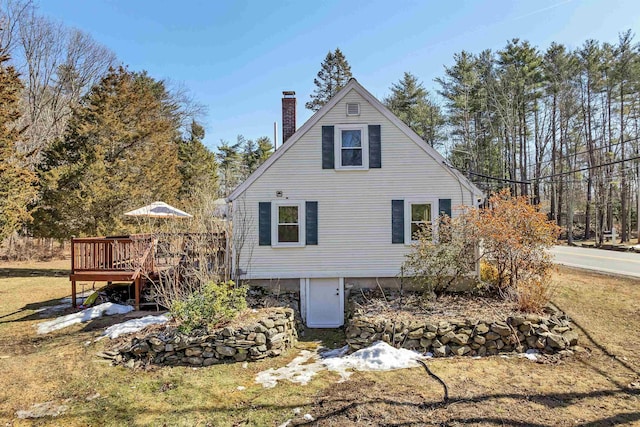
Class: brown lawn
0,260,638,426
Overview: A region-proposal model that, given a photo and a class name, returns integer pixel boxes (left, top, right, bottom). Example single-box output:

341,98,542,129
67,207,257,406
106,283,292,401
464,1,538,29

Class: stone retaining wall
346,312,579,357
110,308,297,367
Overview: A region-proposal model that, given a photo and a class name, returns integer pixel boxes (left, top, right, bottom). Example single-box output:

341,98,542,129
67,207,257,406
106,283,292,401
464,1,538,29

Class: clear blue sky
38,0,640,152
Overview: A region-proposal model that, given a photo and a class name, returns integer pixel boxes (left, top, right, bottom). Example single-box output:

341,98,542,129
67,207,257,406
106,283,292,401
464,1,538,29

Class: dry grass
1,261,639,426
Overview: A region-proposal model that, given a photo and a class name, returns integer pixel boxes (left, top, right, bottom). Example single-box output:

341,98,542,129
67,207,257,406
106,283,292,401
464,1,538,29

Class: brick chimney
282,91,296,143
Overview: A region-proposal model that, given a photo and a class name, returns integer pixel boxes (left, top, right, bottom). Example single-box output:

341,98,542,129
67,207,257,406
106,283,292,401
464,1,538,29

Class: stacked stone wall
109,308,297,367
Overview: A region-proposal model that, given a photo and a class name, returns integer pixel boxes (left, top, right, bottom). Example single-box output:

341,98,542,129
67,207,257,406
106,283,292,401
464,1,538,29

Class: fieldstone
202,351,215,358
562,331,579,346
496,339,505,350
255,333,267,345
257,345,267,352
234,352,248,362
491,323,511,336
526,335,538,348
405,339,420,349
420,338,432,348
185,347,202,357
247,332,256,341
423,331,437,340
450,334,470,345
425,323,438,333
485,332,501,341
408,328,424,339
255,324,268,333
438,321,453,334
545,333,566,349
553,326,570,333
453,345,471,356
131,342,150,356
148,337,163,346
261,319,275,329
509,316,526,327
440,331,456,345
477,346,487,356
434,346,448,357
203,358,217,366
473,335,486,345
187,357,203,365
216,345,237,357
475,323,490,334
265,328,278,338
485,340,497,349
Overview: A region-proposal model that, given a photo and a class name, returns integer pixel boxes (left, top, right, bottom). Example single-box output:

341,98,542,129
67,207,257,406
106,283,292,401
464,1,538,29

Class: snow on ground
36,303,133,334
102,314,169,339
34,291,94,317
255,341,426,388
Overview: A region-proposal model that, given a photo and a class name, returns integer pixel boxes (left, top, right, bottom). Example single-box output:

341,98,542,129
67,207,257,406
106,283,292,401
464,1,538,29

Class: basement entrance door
303,278,344,328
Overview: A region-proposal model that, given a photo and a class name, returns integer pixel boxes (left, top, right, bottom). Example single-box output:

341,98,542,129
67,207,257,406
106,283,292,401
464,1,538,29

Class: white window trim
271,200,305,248
404,198,438,245
334,124,368,170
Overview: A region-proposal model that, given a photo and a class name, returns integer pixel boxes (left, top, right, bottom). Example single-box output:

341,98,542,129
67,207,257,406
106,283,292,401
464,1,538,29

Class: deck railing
71,234,155,273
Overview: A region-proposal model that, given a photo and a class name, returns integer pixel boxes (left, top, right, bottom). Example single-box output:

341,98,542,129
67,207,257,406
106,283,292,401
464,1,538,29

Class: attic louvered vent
346,102,360,116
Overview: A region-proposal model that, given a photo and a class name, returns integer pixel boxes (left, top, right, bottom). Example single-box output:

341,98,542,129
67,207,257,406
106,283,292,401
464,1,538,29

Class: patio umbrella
124,201,192,218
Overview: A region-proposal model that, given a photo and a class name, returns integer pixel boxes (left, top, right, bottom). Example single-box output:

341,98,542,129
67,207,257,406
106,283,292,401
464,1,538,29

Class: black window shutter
322,126,334,169
438,199,452,217
392,200,404,244
369,125,381,168
305,201,318,245
258,202,271,246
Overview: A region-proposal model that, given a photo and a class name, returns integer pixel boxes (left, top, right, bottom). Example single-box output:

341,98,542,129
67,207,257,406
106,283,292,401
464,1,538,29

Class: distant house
227,79,483,327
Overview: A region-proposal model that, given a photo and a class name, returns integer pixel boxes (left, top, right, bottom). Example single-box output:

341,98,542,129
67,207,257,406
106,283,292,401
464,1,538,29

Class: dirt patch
350,289,523,323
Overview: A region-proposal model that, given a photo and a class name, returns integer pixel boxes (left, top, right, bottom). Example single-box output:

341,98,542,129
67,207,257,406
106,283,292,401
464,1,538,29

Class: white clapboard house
228,79,483,328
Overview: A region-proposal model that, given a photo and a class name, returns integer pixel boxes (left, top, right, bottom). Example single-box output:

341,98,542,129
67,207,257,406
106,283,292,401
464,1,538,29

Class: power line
459,154,640,186
526,135,640,170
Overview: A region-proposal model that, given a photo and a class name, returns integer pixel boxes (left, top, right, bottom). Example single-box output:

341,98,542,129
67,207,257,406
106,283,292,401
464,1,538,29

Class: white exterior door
303,278,344,328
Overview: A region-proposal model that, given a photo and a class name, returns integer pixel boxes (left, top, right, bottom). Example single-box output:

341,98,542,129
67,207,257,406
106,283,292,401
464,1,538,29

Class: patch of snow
102,314,169,339
237,386,246,391
36,303,133,334
303,414,315,421
256,341,425,388
16,401,68,419
277,420,292,427
292,407,301,415
521,349,540,361
242,362,249,369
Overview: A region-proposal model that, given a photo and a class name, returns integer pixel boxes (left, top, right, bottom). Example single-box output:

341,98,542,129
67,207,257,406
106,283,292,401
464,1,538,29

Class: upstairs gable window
335,124,368,170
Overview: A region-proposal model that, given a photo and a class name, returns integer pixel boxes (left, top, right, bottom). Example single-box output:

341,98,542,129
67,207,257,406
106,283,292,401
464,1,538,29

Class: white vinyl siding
233,89,476,279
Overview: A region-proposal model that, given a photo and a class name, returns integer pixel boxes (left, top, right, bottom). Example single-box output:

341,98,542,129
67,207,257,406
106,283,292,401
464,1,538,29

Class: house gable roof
228,78,483,201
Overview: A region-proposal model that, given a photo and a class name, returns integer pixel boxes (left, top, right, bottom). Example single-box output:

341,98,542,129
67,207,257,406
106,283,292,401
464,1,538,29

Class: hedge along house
228,79,483,328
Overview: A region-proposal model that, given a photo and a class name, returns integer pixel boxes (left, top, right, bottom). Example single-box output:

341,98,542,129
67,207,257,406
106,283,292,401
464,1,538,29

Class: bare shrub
403,214,479,295
135,188,246,328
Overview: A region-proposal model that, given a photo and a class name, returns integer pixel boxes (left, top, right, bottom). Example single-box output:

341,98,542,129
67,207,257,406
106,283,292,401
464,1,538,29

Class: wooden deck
70,234,156,310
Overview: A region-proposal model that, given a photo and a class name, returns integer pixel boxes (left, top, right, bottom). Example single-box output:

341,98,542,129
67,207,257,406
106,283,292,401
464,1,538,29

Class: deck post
71,281,77,308
71,238,76,308
134,277,141,311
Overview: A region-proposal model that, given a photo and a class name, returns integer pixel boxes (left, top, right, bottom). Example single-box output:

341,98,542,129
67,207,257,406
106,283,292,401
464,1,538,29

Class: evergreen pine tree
0,54,37,241
305,48,353,112
177,120,217,200
384,72,445,146
35,67,182,237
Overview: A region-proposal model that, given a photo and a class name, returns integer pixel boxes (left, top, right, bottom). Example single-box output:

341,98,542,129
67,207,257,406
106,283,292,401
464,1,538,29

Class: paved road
550,245,640,278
